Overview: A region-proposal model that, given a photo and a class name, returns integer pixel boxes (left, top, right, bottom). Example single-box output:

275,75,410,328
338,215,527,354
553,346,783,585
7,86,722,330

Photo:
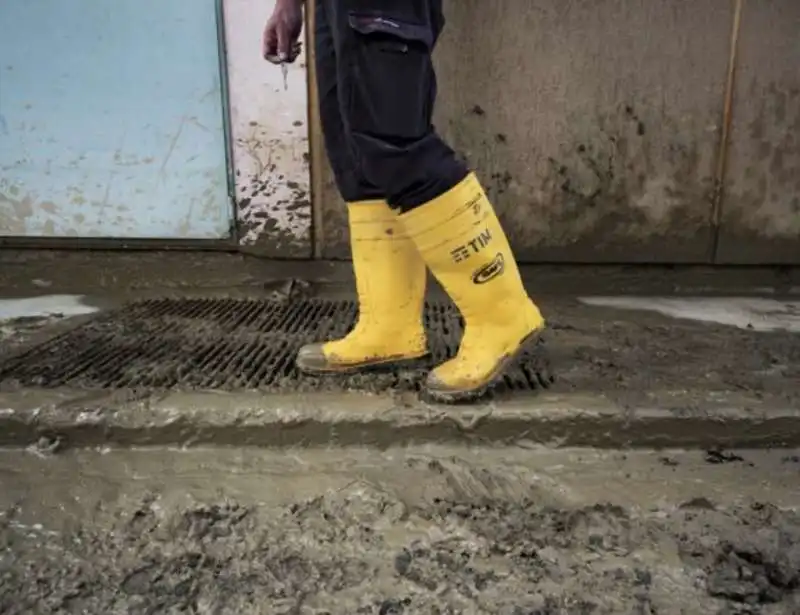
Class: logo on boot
471,253,505,285
450,228,492,263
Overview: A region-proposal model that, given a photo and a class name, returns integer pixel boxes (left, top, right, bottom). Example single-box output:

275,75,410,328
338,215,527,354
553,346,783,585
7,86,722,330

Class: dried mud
2,474,799,614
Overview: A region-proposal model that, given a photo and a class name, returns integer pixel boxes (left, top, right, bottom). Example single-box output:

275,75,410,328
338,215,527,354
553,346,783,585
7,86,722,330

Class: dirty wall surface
2,0,797,261
225,0,313,257
433,0,730,264
318,0,731,261
315,0,799,264
715,1,800,264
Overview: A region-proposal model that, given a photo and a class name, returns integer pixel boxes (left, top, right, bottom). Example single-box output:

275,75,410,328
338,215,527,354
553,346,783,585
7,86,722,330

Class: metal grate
0,298,552,395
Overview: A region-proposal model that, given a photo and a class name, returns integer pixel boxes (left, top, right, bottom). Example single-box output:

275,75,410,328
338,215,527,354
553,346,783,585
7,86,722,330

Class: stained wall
313,0,799,264
224,0,312,257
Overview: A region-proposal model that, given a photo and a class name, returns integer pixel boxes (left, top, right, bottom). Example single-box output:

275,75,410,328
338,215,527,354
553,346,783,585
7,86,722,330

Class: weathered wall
433,0,733,263
3,0,796,262
224,0,312,257
317,0,734,262
714,1,800,264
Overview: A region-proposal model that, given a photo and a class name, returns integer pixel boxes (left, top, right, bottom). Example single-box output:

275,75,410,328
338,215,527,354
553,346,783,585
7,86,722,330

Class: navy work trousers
314,0,468,211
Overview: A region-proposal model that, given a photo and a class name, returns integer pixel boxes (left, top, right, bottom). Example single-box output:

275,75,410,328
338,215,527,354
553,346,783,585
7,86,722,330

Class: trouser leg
325,0,468,211
295,0,429,376
314,0,381,202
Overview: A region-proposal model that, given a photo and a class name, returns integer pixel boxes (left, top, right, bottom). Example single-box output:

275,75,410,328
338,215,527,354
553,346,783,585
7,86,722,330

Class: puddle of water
0,295,98,322
580,296,800,332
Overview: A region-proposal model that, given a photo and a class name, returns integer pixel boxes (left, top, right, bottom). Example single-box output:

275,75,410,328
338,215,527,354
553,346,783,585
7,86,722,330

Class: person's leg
313,0,379,205
335,0,546,401
295,0,428,375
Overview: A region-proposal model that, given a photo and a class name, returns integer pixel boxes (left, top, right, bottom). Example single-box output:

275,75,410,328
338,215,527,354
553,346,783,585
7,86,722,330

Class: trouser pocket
344,12,436,140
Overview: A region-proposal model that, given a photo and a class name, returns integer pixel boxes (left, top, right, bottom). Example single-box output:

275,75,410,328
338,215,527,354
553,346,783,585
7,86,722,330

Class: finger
263,25,278,60
263,42,279,61
276,21,290,61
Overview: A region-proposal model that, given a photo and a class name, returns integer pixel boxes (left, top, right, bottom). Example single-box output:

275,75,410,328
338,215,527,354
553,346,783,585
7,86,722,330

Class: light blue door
0,0,232,239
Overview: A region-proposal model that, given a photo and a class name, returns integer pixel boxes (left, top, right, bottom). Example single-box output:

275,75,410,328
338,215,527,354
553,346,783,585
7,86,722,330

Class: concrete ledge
0,388,798,449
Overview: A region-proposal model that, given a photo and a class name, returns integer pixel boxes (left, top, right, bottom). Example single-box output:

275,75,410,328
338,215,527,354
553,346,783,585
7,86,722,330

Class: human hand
262,0,304,64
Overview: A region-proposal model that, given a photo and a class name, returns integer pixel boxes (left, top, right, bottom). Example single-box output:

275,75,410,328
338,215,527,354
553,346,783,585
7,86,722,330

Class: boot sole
296,352,431,376
423,326,546,404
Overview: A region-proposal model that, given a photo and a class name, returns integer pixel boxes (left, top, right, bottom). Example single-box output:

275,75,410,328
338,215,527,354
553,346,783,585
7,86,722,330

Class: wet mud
1,448,799,614
1,250,798,298
544,300,800,408
0,315,64,354
323,297,800,407
4,497,799,614
2,296,797,413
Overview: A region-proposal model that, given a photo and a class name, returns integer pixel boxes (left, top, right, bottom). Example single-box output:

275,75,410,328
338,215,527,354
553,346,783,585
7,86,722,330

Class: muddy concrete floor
1,293,797,413
0,314,64,354
1,251,798,408
1,446,799,614
542,300,800,408
1,250,799,298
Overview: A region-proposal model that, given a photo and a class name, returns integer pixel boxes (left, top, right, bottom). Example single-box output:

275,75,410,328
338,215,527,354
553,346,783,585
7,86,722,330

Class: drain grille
0,298,551,394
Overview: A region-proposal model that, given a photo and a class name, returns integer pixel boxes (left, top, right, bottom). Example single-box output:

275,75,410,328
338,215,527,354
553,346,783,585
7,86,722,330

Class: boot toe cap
424,364,492,402
295,343,328,372
424,370,471,395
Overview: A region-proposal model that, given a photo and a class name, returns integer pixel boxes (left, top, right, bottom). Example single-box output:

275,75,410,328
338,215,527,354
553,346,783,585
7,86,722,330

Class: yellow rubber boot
398,173,545,402
295,200,428,374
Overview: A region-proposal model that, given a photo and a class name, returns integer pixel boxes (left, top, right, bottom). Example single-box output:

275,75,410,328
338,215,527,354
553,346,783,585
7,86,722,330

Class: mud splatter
717,82,800,262
438,99,718,261
233,122,311,257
